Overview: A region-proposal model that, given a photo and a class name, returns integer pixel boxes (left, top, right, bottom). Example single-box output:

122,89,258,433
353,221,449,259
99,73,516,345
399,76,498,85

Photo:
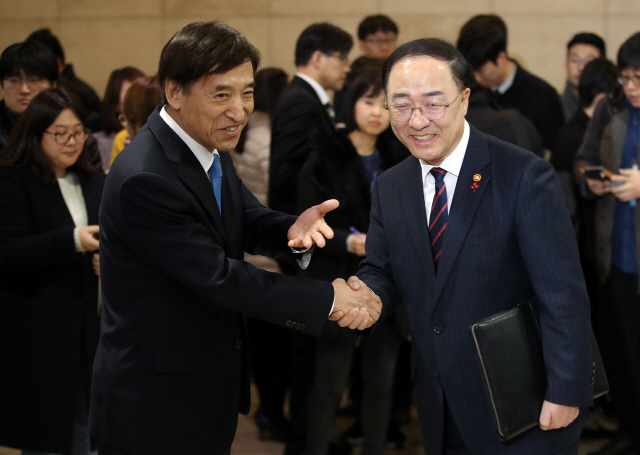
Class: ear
496,51,508,65
358,39,368,53
164,80,182,111
310,50,325,69
51,81,57,89
461,87,471,115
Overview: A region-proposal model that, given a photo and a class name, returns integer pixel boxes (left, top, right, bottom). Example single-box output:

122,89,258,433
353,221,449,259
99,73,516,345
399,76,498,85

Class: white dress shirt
420,120,470,224
295,72,330,106
58,171,89,252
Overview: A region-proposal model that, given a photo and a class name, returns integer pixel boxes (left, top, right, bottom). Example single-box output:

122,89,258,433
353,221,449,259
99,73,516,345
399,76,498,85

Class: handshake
328,277,382,330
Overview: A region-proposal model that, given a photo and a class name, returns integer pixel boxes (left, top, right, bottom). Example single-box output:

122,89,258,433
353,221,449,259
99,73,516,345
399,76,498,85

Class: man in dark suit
89,21,381,455
456,15,564,156
269,22,352,217
355,38,593,455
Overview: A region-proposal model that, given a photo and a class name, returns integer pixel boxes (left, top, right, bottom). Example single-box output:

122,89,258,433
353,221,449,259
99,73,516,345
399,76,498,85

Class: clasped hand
328,276,382,330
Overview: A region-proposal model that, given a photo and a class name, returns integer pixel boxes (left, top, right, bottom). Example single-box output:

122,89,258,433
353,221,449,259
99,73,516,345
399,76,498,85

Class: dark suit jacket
0,166,103,454
269,75,335,216
89,107,334,455
466,89,544,157
492,61,564,153
358,126,593,455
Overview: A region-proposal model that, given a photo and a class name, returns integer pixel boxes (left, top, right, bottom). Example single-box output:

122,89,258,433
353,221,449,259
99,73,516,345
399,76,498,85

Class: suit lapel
400,157,436,290
432,128,491,307
148,109,228,244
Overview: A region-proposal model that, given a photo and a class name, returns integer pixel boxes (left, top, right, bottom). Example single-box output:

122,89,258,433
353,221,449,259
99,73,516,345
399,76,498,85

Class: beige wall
0,0,638,99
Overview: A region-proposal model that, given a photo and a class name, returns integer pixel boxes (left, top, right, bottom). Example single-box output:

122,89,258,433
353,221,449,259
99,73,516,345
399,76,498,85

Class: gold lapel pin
473,174,481,182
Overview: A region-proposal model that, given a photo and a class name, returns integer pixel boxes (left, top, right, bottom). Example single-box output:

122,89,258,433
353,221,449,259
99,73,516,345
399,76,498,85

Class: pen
350,227,366,240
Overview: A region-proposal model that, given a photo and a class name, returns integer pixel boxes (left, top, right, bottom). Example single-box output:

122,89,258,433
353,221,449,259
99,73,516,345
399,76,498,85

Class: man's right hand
329,276,382,330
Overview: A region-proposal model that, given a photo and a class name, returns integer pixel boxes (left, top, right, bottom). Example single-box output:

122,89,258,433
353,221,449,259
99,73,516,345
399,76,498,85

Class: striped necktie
208,153,222,213
429,167,448,272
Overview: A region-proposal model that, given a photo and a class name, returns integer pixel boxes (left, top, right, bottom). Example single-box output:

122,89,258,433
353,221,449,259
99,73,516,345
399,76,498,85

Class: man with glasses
357,15,398,60
576,32,640,455
0,41,58,149
355,38,593,455
269,21,353,455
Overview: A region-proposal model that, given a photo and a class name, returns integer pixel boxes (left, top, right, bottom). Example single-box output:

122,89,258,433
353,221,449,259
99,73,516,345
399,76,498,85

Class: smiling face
165,61,255,152
386,56,469,166
41,108,85,178
354,89,389,137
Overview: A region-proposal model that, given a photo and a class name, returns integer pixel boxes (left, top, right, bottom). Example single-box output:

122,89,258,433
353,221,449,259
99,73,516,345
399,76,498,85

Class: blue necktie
209,154,222,213
429,167,448,272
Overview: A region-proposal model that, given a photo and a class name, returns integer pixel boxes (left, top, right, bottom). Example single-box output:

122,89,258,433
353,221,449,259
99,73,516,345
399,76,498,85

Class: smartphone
582,166,614,181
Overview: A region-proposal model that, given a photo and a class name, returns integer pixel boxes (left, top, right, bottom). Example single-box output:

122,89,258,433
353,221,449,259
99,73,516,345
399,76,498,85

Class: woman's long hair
0,87,98,183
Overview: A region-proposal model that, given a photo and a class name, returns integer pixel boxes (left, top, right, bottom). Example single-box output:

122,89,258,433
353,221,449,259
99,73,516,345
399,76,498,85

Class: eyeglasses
365,37,396,45
385,90,465,122
620,73,640,87
323,52,349,64
44,130,87,144
3,76,47,89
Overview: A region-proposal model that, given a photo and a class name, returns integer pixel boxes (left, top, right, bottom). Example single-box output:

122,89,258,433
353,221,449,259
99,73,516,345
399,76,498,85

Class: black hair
0,88,98,183
618,32,640,71
101,66,145,134
235,67,288,153
294,23,353,67
159,21,261,105
567,32,606,57
0,41,58,83
456,14,508,69
383,38,473,92
578,58,619,107
26,28,65,64
357,15,399,40
342,73,385,134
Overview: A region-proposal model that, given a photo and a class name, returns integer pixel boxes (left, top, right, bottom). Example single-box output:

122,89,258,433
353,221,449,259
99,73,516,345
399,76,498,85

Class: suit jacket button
235,340,242,349
434,325,443,334
295,323,302,330
286,321,293,327
300,324,306,330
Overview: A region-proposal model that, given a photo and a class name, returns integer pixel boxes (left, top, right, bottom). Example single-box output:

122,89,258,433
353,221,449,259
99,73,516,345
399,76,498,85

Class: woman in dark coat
0,88,103,455
297,73,408,455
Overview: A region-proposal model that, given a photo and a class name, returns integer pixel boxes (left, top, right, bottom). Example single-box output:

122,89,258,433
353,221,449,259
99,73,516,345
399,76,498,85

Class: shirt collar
419,120,470,178
159,106,217,174
296,72,331,106
493,60,517,94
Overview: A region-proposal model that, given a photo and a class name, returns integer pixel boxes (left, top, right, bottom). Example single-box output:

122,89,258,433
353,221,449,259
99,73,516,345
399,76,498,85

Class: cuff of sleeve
74,227,86,253
292,244,315,270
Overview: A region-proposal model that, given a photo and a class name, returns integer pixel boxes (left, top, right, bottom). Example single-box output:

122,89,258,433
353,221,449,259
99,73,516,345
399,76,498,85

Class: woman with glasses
297,71,408,455
0,88,104,455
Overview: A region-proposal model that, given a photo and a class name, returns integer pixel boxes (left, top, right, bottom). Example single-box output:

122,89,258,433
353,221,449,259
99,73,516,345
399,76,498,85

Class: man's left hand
539,400,579,431
288,199,339,249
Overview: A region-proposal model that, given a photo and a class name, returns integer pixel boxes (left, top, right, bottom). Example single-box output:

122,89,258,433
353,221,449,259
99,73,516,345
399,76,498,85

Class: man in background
561,32,606,121
457,14,564,156
0,40,58,149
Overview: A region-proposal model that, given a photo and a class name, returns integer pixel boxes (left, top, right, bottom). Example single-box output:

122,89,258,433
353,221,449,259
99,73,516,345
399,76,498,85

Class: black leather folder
469,299,608,441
